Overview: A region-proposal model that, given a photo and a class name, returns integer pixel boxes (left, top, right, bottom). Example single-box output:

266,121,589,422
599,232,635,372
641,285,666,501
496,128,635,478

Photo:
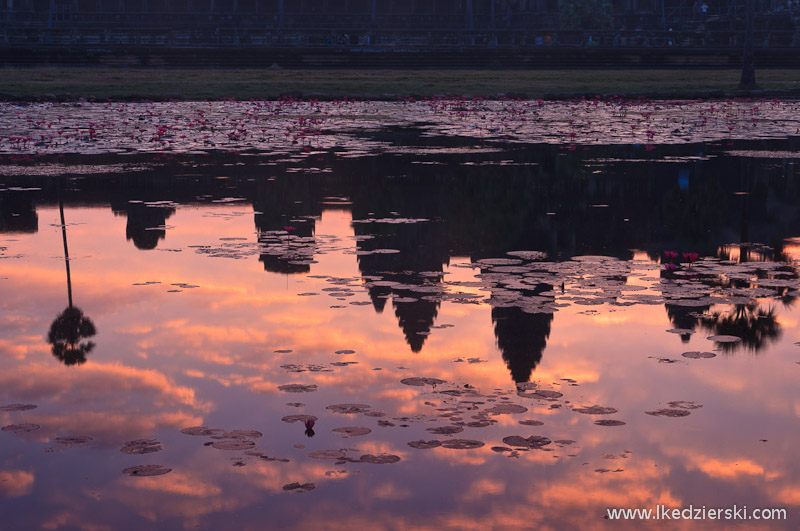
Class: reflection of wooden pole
58,180,73,308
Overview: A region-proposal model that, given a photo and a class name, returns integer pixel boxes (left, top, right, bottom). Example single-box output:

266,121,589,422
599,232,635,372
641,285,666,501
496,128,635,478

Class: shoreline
2,68,800,102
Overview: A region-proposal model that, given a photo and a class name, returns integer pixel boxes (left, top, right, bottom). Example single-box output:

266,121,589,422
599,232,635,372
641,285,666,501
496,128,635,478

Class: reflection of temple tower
0,189,38,234
354,216,448,353
253,177,323,275
120,201,176,250
490,284,554,383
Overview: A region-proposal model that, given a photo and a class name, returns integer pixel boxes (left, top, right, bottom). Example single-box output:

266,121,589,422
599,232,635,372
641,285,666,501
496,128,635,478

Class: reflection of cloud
0,469,34,498
459,478,506,501
0,362,208,411
372,482,413,500
692,456,768,480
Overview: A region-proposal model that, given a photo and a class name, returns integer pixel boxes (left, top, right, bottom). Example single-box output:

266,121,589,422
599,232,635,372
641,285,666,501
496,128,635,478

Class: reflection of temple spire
123,202,175,250
490,284,553,383
47,179,96,366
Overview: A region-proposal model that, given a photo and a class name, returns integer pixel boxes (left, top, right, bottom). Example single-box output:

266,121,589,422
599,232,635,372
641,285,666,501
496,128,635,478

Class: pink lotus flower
664,251,678,260
664,263,678,273
683,252,699,263
283,225,296,233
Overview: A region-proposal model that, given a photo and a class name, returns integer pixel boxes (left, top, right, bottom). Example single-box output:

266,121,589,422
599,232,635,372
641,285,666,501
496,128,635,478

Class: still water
1,99,800,530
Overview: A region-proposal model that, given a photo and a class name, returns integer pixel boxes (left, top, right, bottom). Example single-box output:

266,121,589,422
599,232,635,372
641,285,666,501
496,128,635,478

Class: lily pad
682,351,716,359
122,465,172,477
502,435,552,449
594,420,626,427
573,405,618,415
400,377,446,387
667,401,703,410
326,404,371,414
441,439,485,450
54,435,93,447
307,449,346,460
407,440,442,449
425,425,464,435
283,482,315,492
211,440,256,450
645,409,691,417
281,415,318,424
1,423,40,433
278,384,318,393
518,420,544,426
223,430,263,439
486,404,528,415
0,404,37,412
180,426,224,436
707,335,742,343
121,439,162,455
331,426,371,438
359,454,400,464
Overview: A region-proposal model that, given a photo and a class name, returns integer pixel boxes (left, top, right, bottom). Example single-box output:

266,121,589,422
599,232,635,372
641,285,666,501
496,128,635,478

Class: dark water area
1,100,800,529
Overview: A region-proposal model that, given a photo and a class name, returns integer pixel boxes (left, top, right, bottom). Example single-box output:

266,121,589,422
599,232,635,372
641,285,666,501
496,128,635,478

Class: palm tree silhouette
47,178,96,366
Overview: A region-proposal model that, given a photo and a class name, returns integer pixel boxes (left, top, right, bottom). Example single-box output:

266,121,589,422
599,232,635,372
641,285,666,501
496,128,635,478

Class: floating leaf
645,409,691,417
502,435,552,449
573,406,618,415
594,420,626,427
425,425,464,435
682,351,716,359
400,377,446,387
122,465,172,477
326,404,371,414
407,440,442,449
359,454,400,464
331,426,371,438
307,449,346,460
211,440,256,450
278,384,318,393
1,423,40,433
518,420,544,426
54,435,93,447
282,415,318,424
441,439,485,450
121,439,162,455
283,482,315,492
180,426,224,436
0,404,37,412
486,404,528,415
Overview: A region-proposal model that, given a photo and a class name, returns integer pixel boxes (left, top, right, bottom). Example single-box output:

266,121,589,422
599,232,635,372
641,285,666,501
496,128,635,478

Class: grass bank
2,68,799,100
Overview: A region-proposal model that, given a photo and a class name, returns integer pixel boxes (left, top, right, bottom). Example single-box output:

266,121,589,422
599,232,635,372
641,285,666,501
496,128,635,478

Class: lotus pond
1,98,800,530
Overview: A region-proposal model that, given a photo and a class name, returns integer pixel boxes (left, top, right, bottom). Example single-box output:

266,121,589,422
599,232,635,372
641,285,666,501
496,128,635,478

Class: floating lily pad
211,440,256,450
682,351,716,359
502,435,552,449
121,439,162,455
54,435,93,447
307,449,346,460
224,430,263,439
400,377,446,387
0,404,37,412
326,404,371,414
666,328,695,335
359,454,400,464
282,415,318,424
425,425,464,435
332,426,371,438
334,350,356,355
707,335,742,343
180,426,224,436
486,404,528,415
594,420,626,427
667,401,703,410
645,409,691,417
407,440,442,449
518,420,544,426
1,423,40,433
441,439,485,450
122,465,172,477
573,406,618,415
278,384,318,393
466,419,496,428
283,482,315,492
529,390,563,399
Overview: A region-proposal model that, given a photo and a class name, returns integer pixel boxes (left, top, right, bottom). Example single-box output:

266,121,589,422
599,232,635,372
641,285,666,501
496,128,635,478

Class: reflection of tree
47,307,96,366
701,303,781,353
48,179,97,366
0,189,38,234
665,302,711,343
